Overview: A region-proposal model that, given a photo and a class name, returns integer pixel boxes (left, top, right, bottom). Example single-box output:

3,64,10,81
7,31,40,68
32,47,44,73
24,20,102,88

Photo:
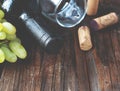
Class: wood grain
0,1,120,91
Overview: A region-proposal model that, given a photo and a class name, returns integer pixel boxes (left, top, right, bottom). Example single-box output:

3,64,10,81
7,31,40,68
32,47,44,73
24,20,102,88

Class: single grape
0,49,5,63
0,43,8,47
0,31,6,40
9,41,27,59
12,37,21,43
6,33,16,40
0,19,7,23
0,23,3,31
0,10,5,19
1,45,17,63
2,22,16,34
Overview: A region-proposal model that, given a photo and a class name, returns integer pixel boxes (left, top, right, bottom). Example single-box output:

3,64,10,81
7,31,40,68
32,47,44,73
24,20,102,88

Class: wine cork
87,0,99,16
90,12,119,31
78,26,92,51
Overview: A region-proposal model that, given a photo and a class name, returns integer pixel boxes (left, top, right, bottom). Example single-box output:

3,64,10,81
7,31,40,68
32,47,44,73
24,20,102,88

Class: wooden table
0,2,120,91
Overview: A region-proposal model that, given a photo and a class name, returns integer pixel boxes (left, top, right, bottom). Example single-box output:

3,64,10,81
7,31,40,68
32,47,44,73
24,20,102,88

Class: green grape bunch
0,9,27,63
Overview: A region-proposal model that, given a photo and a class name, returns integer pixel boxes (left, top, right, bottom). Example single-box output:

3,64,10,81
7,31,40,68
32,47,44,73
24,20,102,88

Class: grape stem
0,40,9,45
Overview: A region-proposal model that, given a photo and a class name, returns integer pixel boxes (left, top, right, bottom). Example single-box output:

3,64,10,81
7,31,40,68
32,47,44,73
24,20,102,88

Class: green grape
6,33,16,40
0,23,3,31
1,45,17,63
0,10,5,19
2,22,16,34
9,41,27,59
0,49,5,63
0,43,8,47
0,19,7,23
0,31,6,40
12,37,21,43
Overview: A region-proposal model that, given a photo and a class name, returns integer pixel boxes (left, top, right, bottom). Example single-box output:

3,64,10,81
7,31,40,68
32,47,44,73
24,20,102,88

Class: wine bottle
0,0,23,17
19,12,63,53
0,0,63,53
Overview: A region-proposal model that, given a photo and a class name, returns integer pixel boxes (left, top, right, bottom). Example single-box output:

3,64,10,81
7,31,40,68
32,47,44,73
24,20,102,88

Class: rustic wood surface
0,1,120,91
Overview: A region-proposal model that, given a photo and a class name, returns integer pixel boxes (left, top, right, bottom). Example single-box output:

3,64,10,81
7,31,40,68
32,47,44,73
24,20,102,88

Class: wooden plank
92,30,113,91
85,50,101,91
74,31,90,91
40,53,57,91
38,32,78,91
91,27,120,91
0,63,18,91
110,29,120,91
58,32,77,91
16,45,42,91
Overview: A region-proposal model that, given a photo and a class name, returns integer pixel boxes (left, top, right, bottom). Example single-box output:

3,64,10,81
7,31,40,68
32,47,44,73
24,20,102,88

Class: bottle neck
1,0,14,12
0,0,25,17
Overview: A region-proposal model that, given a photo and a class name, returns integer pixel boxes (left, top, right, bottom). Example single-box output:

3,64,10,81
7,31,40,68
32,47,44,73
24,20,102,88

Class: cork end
80,43,92,51
90,20,99,31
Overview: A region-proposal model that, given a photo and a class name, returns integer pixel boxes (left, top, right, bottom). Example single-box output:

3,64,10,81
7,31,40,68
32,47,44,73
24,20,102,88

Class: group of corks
78,0,119,51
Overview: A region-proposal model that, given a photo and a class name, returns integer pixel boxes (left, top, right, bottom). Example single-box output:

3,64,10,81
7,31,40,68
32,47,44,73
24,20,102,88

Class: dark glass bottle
0,0,63,53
